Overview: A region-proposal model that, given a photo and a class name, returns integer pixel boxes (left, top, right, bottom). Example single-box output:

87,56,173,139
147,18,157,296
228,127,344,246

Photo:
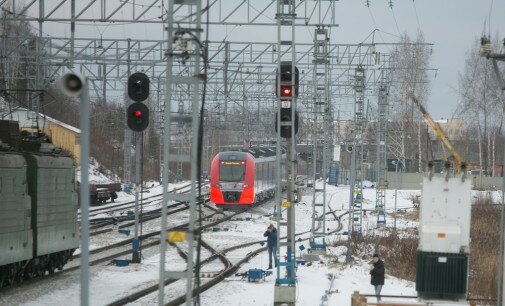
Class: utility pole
60,73,90,306
351,67,366,236
159,1,203,305
124,39,132,185
345,67,367,262
392,161,399,231
375,77,389,226
345,146,356,263
309,26,330,257
132,131,141,263
274,1,298,304
480,36,505,306
126,72,150,264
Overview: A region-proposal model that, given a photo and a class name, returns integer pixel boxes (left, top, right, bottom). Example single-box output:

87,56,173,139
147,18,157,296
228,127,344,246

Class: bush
468,194,501,299
344,193,502,300
350,232,418,281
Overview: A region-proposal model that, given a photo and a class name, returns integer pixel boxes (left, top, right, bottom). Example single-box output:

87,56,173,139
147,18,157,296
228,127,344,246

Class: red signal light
281,85,292,97
127,102,149,132
281,85,293,97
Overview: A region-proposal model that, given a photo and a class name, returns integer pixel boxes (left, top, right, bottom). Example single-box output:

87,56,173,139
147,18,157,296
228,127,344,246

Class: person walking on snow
264,224,277,269
370,253,385,302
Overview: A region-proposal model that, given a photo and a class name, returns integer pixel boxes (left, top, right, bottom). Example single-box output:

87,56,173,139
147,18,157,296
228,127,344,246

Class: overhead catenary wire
365,3,387,44
389,4,402,37
411,0,422,32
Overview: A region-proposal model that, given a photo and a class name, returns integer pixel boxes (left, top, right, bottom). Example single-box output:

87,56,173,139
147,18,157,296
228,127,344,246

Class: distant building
332,117,470,172
1,108,81,164
428,118,468,141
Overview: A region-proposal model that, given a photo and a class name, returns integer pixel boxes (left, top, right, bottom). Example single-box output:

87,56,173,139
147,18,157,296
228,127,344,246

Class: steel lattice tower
309,26,330,255
375,78,389,225
350,67,366,236
274,0,297,304
158,1,203,305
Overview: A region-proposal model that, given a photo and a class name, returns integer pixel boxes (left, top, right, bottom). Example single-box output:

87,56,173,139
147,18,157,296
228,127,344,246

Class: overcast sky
334,0,504,119
35,0,505,119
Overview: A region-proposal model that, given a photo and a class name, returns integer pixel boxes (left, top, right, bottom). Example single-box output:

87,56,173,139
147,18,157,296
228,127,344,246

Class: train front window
220,162,245,182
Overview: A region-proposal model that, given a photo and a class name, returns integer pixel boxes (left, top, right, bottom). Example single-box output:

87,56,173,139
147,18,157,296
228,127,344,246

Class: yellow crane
406,92,464,173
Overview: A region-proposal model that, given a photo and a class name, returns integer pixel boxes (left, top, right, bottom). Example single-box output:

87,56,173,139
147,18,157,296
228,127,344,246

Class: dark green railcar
0,120,79,287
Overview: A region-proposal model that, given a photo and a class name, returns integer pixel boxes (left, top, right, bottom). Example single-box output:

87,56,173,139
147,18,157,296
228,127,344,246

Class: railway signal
274,62,299,138
275,108,299,138
127,102,149,132
128,72,150,102
275,61,299,99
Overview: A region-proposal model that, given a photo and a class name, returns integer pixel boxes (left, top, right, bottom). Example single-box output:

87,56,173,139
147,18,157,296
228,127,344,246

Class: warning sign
281,201,291,208
168,231,186,243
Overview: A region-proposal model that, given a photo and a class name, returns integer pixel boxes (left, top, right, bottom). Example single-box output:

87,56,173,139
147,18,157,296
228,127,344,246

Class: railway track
87,183,211,236
4,184,250,291
109,201,346,306
105,239,232,306
2,191,343,303
89,199,204,236
88,196,217,233
83,182,202,220
101,196,278,305
163,210,347,305
0,197,216,293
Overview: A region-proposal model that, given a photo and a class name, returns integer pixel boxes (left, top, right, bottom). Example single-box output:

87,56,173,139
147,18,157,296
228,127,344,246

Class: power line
366,4,387,43
389,5,402,36
487,0,494,37
411,0,422,32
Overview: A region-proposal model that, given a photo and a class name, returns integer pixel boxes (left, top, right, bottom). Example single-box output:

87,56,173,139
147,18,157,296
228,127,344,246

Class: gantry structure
0,2,438,303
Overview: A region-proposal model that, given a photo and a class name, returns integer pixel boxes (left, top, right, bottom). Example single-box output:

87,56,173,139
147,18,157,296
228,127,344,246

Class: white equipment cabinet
416,175,472,301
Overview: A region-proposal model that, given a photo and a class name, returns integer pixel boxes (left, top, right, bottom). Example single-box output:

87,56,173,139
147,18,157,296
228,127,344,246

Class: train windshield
219,162,245,182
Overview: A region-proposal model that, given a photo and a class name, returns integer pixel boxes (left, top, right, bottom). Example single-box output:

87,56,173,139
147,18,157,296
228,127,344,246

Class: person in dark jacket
370,253,385,301
264,224,278,269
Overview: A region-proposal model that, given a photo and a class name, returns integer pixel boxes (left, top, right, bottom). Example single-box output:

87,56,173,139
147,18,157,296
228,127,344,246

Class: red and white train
210,148,280,206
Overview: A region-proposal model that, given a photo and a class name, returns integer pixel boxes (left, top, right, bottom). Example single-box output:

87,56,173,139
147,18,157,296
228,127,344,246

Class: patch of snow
7,182,493,306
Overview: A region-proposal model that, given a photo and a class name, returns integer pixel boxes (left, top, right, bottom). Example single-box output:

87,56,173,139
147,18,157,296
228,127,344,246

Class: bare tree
388,31,432,172
456,37,505,175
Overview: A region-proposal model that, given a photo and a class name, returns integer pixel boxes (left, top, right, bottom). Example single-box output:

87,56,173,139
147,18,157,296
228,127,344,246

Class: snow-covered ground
2,177,499,306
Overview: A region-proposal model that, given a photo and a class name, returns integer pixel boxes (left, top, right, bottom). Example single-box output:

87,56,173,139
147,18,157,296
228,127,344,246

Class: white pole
132,133,141,263
79,81,90,306
394,162,398,232
499,139,505,306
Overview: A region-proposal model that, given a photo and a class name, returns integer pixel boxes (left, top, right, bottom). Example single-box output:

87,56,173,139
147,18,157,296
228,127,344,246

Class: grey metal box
274,285,296,305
